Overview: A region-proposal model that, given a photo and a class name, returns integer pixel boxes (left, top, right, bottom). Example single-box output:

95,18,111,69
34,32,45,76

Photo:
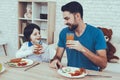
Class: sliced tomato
18,62,27,66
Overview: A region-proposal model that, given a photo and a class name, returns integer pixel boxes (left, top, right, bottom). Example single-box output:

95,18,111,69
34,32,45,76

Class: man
50,1,107,71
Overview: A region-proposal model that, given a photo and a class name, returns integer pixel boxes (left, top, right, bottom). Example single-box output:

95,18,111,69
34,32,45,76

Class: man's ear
75,13,81,20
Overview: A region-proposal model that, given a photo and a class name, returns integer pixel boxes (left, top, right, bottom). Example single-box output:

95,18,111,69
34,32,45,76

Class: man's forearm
50,55,61,63
50,47,65,63
82,47,107,69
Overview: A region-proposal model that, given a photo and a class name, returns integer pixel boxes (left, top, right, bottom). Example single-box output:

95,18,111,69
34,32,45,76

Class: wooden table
0,56,120,80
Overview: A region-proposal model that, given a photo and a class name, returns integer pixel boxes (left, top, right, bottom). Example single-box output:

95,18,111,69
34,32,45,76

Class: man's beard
67,23,78,31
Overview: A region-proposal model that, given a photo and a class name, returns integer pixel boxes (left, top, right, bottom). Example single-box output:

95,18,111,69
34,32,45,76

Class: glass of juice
34,40,43,55
66,33,74,40
66,33,74,45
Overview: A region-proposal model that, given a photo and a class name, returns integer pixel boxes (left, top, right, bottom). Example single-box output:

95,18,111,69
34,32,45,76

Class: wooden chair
0,41,7,56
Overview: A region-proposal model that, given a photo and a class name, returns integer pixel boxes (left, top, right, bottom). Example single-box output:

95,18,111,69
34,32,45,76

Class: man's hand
49,59,63,69
66,40,86,52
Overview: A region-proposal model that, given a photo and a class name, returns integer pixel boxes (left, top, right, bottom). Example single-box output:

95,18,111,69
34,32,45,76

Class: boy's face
30,28,41,44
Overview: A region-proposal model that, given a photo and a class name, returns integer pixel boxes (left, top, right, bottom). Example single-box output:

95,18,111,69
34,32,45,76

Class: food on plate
17,62,27,66
58,67,87,78
0,63,2,72
61,67,71,73
8,58,28,67
69,68,86,76
10,58,22,63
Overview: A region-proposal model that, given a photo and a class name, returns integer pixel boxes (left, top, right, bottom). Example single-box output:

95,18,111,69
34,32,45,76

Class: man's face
63,11,78,31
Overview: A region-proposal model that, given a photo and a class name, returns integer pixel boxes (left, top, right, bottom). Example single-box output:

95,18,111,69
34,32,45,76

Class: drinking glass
66,33,74,45
66,33,74,40
34,40,43,55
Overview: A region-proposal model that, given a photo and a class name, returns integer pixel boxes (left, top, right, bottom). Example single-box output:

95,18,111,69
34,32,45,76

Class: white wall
0,0,18,57
0,0,120,57
55,0,120,43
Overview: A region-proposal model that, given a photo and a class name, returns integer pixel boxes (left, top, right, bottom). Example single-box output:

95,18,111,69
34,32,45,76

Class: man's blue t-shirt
58,24,106,71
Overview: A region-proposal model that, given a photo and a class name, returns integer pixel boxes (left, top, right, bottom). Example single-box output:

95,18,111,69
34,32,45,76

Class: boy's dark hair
61,1,83,19
24,23,40,41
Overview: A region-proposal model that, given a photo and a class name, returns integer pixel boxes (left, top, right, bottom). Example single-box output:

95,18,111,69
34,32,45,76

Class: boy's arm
16,42,33,58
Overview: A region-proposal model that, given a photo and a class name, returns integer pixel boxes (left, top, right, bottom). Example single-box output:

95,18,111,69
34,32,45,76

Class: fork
24,62,40,71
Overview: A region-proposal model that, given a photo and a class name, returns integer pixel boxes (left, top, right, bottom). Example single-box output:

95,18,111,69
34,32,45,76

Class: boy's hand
33,44,44,54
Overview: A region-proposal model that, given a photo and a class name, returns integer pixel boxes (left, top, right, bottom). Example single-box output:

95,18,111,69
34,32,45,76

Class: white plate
8,59,33,68
57,67,87,78
0,66,5,73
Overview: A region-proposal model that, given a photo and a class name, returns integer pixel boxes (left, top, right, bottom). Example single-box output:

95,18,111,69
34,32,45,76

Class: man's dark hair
24,23,40,41
61,1,83,19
